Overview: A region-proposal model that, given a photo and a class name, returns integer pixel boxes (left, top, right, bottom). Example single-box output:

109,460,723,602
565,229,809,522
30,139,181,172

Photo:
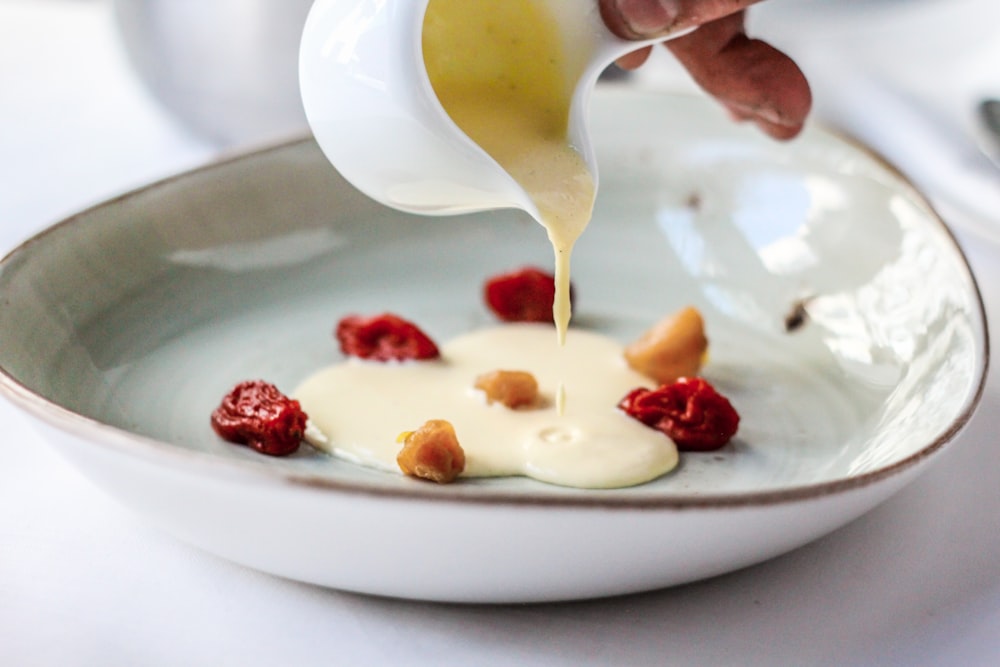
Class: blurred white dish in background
112,0,313,147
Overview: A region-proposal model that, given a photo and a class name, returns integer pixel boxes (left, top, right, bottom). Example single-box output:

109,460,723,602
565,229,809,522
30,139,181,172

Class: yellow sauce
422,0,595,344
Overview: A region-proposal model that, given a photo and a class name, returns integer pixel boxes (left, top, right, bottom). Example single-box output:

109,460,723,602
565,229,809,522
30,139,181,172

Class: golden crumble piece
474,369,539,409
396,419,466,484
624,306,708,384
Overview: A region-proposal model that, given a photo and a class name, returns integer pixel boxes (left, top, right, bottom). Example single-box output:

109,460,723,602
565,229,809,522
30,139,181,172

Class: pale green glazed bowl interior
0,90,987,502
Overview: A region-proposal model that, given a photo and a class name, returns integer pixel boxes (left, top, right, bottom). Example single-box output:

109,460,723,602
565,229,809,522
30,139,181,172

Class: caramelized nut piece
396,419,466,483
474,369,539,409
624,306,708,384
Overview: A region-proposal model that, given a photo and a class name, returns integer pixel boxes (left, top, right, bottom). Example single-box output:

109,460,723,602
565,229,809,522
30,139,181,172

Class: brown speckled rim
0,104,990,511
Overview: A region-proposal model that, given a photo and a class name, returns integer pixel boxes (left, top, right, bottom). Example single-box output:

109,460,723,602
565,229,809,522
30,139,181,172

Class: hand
599,0,812,140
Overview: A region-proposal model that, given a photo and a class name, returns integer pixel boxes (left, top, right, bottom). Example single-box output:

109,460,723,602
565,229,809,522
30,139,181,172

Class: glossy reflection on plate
0,90,987,603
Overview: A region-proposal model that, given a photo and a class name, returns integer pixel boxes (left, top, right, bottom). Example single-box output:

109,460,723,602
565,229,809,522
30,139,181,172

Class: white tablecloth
3,1,1000,665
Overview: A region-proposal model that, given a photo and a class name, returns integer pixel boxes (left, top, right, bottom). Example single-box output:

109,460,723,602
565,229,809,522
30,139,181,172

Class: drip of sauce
295,325,678,489
422,0,595,344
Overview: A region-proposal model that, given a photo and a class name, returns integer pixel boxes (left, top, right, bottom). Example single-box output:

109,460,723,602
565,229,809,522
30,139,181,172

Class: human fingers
666,12,812,139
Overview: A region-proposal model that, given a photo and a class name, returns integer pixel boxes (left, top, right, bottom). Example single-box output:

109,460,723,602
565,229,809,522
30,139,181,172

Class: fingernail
728,101,791,127
614,0,681,38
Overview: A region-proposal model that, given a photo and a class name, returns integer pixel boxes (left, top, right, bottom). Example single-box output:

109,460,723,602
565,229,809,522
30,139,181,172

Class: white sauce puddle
294,324,678,488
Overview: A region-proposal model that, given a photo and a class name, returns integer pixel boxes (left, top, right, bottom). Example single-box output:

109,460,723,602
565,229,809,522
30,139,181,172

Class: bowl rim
0,111,990,511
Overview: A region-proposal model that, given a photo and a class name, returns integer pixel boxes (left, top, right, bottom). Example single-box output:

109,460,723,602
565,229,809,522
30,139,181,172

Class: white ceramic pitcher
299,0,690,221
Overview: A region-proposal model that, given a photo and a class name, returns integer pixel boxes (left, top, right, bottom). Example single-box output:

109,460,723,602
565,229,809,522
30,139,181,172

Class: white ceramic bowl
0,90,987,603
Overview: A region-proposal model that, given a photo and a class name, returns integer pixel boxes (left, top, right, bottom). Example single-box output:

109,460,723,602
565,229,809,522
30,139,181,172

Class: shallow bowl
0,89,987,603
